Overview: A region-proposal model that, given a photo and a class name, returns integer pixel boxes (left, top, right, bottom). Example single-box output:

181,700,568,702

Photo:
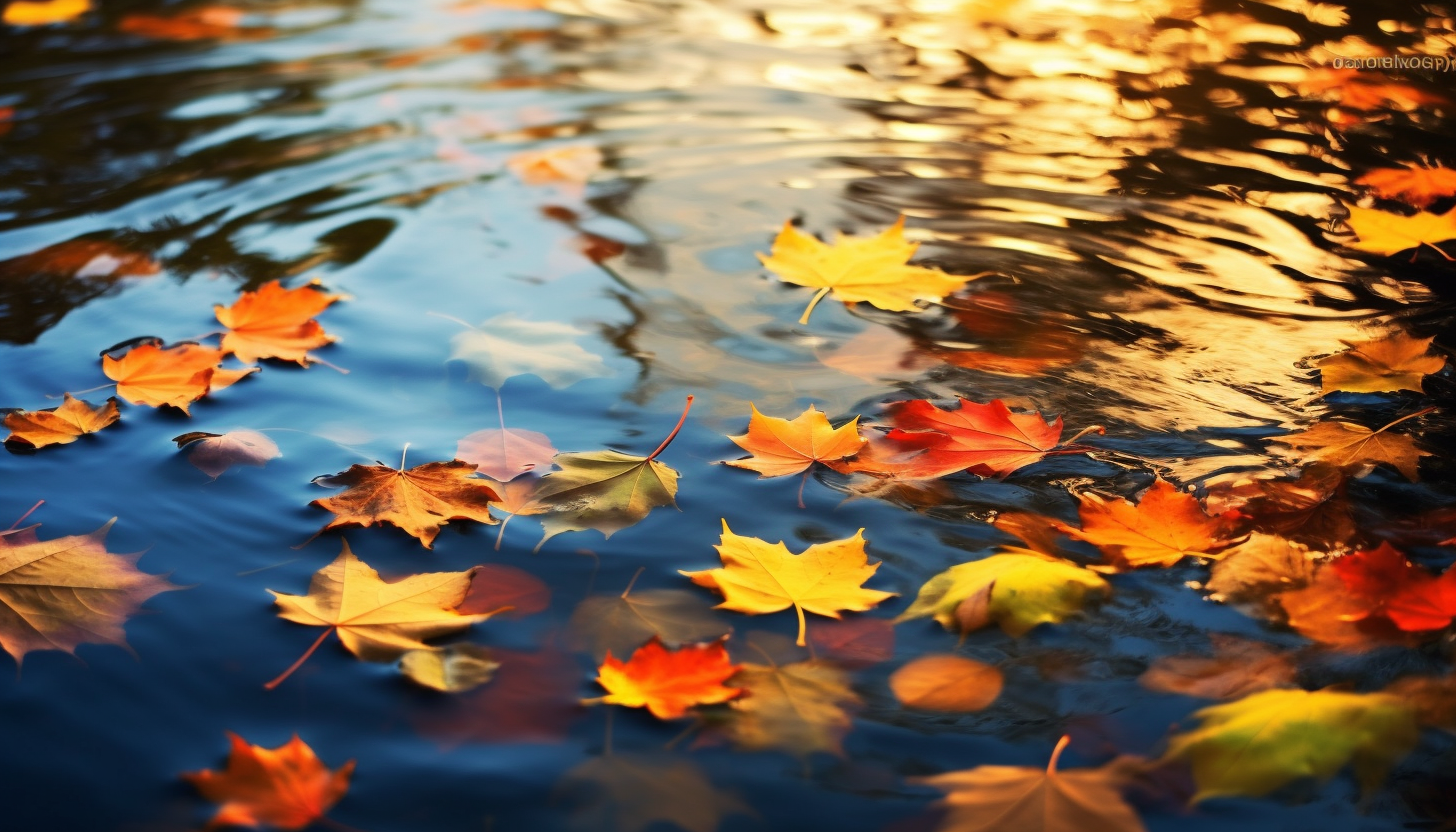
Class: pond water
2,0,1455,830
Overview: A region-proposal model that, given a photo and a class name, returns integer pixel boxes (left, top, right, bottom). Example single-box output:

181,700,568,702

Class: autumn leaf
457,425,556,481
1298,69,1447,112
1139,635,1298,700
758,216,985,324
2,0,90,26
118,7,268,41
1305,542,1456,633
507,144,602,185
413,647,581,746
723,404,866,478
1316,333,1445,394
1271,410,1431,481
817,326,936,383
807,616,895,667
1057,479,1244,569
1357,165,1456,209
264,540,492,688
0,239,157,282
681,520,895,646
1164,688,1420,801
1204,533,1318,604
590,635,742,719
559,754,750,832
457,563,550,618
309,457,499,548
715,658,860,756
102,342,257,413
890,655,1003,712
531,397,691,544
1343,204,1456,257
3,394,119,449
173,430,280,479
896,548,1108,636
880,398,1070,479
184,733,354,831
449,312,613,389
215,280,340,365
1203,465,1354,550
1277,564,1418,651
0,519,175,664
568,583,732,660
399,644,499,692
915,736,1147,832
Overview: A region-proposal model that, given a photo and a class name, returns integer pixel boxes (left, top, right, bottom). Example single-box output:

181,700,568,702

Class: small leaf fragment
400,644,500,692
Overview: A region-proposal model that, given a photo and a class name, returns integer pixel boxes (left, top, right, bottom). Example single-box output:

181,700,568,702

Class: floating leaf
1356,165,1456,209
723,404,865,478
3,394,119,449
1139,636,1299,700
310,459,499,548
1271,412,1430,482
1164,688,1420,801
102,342,257,414
717,659,859,756
118,7,266,41
2,0,90,26
882,398,1066,479
681,520,895,646
1203,465,1354,550
400,644,499,692
890,655,1003,712
449,313,613,389
1316,333,1445,395
568,586,732,660
183,733,353,831
457,563,550,618
591,636,741,719
457,426,556,481
915,737,1147,832
1343,204,1456,257
413,647,581,746
1057,479,1244,569
0,519,175,664
559,754,750,832
264,541,492,687
174,430,280,479
215,280,340,365
896,549,1108,636
758,216,984,324
1204,533,1318,604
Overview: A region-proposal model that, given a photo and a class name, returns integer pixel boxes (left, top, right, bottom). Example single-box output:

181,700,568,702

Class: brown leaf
558,754,750,832
456,564,550,618
1139,636,1298,700
807,616,895,667
1057,479,1244,569
890,655,1004,712
1203,465,1355,550
715,659,859,757
310,459,499,548
1205,533,1319,604
569,587,733,660
414,647,581,746
1272,415,1429,482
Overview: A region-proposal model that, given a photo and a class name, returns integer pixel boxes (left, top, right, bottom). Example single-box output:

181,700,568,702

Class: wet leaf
1357,165,1456,209
916,738,1147,832
1277,565,1417,650
184,733,353,831
1316,542,1456,632
716,659,859,756
173,430,280,479
215,280,340,365
399,644,499,692
1204,533,1319,603
4,393,119,449
533,450,679,543
681,521,895,646
1299,69,1447,112
890,655,1003,712
896,548,1109,636
1316,333,1445,394
0,519,175,664
807,616,895,667
507,144,602,185
1203,465,1355,550
591,635,741,719
1057,479,1244,569
568,587,732,660
1139,636,1298,700
456,563,550,618
481,474,552,549
881,398,1065,479
310,459,499,548
266,541,491,679
1343,204,1456,257
103,342,257,414
1163,688,1420,801
992,511,1066,557
1272,415,1429,482
723,403,865,477
449,313,612,389
758,216,984,324
559,754,750,832
457,426,556,481
2,0,90,26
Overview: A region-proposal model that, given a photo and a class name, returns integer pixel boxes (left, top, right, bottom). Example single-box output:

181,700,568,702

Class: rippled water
3,0,1455,830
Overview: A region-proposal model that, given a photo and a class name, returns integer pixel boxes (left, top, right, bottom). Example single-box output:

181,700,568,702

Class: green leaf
896,548,1108,636
532,450,680,543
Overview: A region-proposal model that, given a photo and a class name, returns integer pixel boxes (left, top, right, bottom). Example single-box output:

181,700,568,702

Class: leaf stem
1374,406,1437,435
399,443,410,471
797,469,809,509
264,626,336,690
798,287,832,325
6,500,44,531
621,566,646,598
794,603,807,647
494,512,514,551
45,384,115,399
427,311,477,330
644,395,694,462
1059,425,1106,447
1047,734,1071,775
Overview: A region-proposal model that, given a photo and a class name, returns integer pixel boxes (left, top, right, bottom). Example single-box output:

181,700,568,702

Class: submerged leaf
890,655,1004,712
184,733,354,831
457,426,556,481
559,754,750,832
717,659,859,756
1140,636,1299,700
568,587,732,660
3,394,119,449
400,644,499,692
1343,204,1456,257
174,430,280,479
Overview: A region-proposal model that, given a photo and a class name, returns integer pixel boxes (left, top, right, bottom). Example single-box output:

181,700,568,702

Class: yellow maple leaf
1316,333,1446,395
1343,203,1456,257
680,520,895,646
723,404,866,478
758,216,986,324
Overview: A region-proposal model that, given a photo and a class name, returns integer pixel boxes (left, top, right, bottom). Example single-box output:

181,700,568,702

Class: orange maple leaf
102,342,257,413
3,393,119,448
592,636,742,719
184,733,354,831
215,280,341,365
1057,478,1245,569
1356,166,1456,209
879,398,1068,479
310,458,499,548
724,404,866,478
1342,204,1456,258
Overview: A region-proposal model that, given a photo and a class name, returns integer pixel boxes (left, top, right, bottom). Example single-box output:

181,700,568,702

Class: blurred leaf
174,430,280,479
1139,636,1298,700
457,427,556,481
400,645,499,692
183,733,353,831
890,655,1003,712
591,636,741,719
449,313,613,389
568,587,732,659
1357,166,1456,209
716,658,859,756
559,754,750,832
